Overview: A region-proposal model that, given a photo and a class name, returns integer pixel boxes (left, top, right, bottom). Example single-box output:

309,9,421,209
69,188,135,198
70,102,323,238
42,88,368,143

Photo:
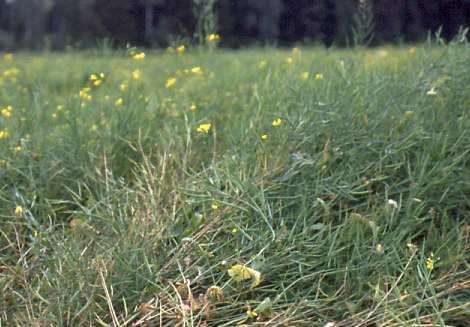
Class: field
0,43,469,326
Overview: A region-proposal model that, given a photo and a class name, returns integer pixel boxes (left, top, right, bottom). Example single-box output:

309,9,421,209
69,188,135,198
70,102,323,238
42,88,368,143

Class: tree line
0,0,469,50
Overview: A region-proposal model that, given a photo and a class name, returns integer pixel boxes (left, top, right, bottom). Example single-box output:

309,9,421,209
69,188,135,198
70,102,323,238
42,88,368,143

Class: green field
1,43,469,326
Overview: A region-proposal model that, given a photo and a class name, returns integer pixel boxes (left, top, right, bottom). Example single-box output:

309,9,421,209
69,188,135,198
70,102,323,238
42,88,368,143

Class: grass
0,42,469,326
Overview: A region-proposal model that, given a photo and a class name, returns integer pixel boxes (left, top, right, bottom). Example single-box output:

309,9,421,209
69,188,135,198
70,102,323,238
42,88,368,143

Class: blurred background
0,0,469,50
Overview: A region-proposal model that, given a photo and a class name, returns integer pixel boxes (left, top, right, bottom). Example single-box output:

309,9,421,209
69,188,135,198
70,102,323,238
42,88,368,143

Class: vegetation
1,0,469,49
0,38,469,325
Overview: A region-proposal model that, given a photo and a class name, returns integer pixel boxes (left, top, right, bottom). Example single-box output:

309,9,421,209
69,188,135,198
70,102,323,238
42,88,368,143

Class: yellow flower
89,74,98,81
3,53,13,61
191,66,203,75
315,73,324,81
14,205,23,215
1,105,12,118
206,286,224,302
132,69,142,80
292,47,301,57
93,79,102,87
176,45,186,54
3,67,19,78
228,264,262,288
272,118,282,127
79,88,89,97
246,309,258,318
13,145,21,152
206,33,220,42
378,49,389,58
0,130,10,139
120,83,128,92
409,47,417,55
211,203,218,210
189,103,197,111
165,77,177,88
375,243,384,255
426,253,439,271
286,57,293,65
300,72,309,80
115,98,123,107
404,111,413,118
258,60,267,69
133,52,146,60
261,134,268,141
52,112,58,119
196,123,212,134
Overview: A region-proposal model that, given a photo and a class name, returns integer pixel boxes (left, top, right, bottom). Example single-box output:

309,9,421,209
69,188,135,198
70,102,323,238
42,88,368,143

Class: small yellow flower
404,111,413,118
211,203,218,210
3,67,19,78
165,77,177,88
13,145,21,152
206,286,224,302
258,60,267,69
133,52,145,60
52,112,58,119
14,205,23,215
189,103,197,111
115,98,123,107
272,118,282,127
426,252,439,271
261,134,269,141
378,49,389,58
3,53,13,61
246,309,258,319
1,105,12,118
228,264,262,288
176,45,186,54
206,33,220,42
407,242,417,251
79,87,91,100
0,130,10,139
315,73,324,81
197,123,212,134
375,243,384,255
409,47,417,55
120,83,128,92
89,74,98,81
132,69,142,80
286,57,293,65
93,79,102,87
300,72,309,80
191,66,203,75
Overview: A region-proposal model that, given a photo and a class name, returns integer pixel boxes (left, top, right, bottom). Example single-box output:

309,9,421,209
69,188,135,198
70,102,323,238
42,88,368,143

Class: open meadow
1,42,469,326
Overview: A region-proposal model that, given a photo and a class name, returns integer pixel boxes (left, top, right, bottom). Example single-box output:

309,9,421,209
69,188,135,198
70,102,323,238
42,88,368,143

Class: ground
0,43,469,326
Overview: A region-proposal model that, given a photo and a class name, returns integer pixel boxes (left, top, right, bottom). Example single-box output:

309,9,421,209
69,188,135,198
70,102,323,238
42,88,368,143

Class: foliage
0,39,469,325
0,0,469,49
